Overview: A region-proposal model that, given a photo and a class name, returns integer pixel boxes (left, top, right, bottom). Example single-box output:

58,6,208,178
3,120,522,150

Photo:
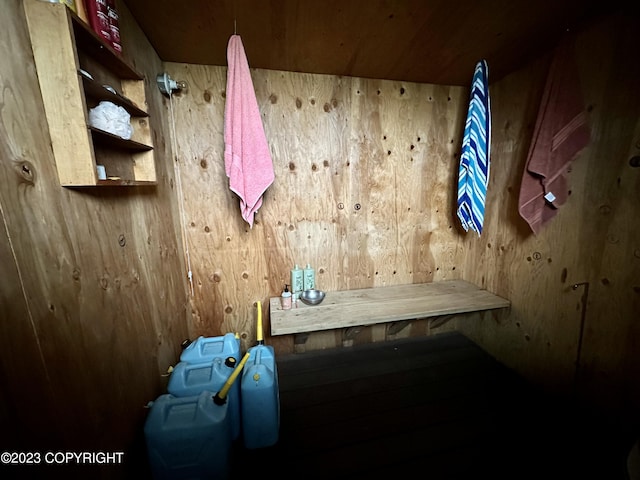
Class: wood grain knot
599,204,611,215
16,161,35,184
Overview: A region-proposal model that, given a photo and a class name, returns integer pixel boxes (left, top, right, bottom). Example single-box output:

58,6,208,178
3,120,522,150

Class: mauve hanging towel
224,34,274,228
457,60,491,236
518,35,591,234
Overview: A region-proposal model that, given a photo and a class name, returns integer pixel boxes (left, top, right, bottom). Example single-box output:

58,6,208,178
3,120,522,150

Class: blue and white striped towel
457,60,491,236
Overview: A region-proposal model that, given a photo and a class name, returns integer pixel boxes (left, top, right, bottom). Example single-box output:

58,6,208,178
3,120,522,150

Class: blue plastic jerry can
180,333,240,365
241,344,280,449
167,356,242,440
145,352,250,480
241,301,280,449
144,391,233,480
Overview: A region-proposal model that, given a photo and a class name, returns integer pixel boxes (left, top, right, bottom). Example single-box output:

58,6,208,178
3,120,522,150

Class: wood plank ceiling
123,0,619,86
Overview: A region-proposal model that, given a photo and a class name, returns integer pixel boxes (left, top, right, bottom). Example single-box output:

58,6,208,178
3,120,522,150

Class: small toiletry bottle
291,264,303,300
281,284,292,310
303,264,315,290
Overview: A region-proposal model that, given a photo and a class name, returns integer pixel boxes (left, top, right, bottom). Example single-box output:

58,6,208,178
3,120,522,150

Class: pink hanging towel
224,35,274,227
518,35,591,234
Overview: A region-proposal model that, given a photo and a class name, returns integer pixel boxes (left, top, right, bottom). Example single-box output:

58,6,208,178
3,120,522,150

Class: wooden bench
269,279,510,336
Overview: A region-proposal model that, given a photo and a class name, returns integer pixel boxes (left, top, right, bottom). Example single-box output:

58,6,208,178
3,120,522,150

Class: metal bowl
300,289,326,306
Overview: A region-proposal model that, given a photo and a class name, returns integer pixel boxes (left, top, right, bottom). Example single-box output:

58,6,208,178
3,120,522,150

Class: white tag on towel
544,191,557,203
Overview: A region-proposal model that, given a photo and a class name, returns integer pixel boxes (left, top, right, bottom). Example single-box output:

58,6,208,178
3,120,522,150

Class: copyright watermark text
1,451,124,465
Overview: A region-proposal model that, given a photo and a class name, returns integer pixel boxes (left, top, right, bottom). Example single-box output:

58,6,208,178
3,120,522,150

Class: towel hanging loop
233,0,237,34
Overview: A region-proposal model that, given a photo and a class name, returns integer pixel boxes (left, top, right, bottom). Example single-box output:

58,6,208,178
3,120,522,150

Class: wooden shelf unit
269,280,510,336
24,0,156,187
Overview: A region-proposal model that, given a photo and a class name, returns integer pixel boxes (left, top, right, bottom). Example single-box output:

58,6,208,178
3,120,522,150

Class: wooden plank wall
456,10,640,420
0,0,188,472
164,62,472,353
1,2,638,473
166,9,639,420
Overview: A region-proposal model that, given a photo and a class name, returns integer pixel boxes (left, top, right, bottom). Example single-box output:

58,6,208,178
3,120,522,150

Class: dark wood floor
3,331,634,480
231,332,635,480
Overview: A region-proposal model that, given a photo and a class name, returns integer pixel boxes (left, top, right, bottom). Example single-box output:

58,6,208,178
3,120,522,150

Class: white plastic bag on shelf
88,101,133,140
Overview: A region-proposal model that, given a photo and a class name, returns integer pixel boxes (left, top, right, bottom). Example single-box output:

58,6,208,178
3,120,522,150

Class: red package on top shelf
106,0,122,55
83,0,111,44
